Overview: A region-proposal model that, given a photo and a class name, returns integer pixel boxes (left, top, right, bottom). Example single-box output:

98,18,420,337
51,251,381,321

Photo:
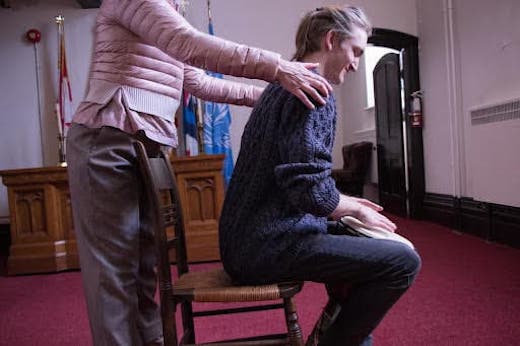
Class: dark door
374,53,407,215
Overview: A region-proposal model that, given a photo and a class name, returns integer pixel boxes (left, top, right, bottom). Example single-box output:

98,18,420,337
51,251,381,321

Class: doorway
368,28,424,218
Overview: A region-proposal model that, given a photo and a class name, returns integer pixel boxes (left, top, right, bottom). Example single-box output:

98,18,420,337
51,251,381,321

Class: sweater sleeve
183,65,263,107
274,93,340,217
101,0,280,83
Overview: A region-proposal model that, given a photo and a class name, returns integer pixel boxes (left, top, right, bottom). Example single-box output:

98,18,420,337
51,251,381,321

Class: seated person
219,5,421,346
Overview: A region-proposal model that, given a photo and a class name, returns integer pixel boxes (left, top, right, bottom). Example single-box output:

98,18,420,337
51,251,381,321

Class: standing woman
66,1,331,345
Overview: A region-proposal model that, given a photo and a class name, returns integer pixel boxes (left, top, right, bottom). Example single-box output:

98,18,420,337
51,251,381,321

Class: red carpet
1,216,519,345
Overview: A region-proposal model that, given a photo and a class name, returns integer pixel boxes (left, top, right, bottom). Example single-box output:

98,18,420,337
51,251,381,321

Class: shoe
145,336,164,346
305,300,341,346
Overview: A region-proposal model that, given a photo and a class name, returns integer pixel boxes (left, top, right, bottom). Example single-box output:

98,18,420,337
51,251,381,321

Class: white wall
3,0,517,224
417,0,520,207
457,0,520,207
416,0,454,196
185,0,417,173
0,0,418,222
0,0,96,222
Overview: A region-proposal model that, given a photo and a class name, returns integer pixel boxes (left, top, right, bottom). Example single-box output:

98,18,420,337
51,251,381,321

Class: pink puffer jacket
73,0,281,146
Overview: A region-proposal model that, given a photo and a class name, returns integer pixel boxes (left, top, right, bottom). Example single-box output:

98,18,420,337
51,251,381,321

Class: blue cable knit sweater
219,82,341,284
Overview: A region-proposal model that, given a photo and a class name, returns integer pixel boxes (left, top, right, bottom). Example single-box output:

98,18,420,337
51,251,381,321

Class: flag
183,91,199,156
203,19,234,185
176,0,201,156
55,14,73,137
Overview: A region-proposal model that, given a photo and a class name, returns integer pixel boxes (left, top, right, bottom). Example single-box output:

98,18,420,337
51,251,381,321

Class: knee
403,247,421,280
388,244,421,289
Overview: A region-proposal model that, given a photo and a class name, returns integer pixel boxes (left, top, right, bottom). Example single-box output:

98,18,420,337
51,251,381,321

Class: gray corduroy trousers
67,124,162,346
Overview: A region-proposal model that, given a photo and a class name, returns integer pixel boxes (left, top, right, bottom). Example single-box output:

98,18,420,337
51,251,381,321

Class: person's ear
324,30,336,51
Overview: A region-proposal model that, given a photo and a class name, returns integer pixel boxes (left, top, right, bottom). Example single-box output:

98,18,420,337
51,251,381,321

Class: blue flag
203,21,234,185
183,91,199,156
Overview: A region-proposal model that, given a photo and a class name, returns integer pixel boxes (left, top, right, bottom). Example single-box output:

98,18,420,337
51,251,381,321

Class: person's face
322,26,368,85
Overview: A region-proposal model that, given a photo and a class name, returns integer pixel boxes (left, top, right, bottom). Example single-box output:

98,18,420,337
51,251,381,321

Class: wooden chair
134,141,304,346
331,141,373,197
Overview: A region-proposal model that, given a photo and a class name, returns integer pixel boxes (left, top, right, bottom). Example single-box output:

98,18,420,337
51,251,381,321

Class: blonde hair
292,6,372,61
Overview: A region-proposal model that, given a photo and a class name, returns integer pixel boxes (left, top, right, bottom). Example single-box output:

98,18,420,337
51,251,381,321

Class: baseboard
0,223,10,255
422,193,458,228
459,197,491,239
422,193,520,248
0,223,10,275
491,204,520,248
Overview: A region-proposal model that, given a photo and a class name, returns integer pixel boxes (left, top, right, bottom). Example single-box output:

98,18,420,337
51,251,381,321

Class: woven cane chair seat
174,268,302,302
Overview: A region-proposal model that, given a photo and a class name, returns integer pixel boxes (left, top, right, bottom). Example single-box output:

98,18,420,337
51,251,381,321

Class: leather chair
134,141,304,346
331,141,373,197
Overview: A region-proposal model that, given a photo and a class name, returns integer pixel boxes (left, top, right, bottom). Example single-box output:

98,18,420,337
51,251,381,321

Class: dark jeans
271,231,421,346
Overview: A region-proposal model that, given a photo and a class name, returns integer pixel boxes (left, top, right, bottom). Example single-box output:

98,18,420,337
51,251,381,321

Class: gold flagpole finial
55,14,64,24
178,0,189,17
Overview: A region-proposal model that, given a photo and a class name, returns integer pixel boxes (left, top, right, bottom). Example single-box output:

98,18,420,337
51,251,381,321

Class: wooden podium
171,154,225,263
0,154,225,275
0,167,77,275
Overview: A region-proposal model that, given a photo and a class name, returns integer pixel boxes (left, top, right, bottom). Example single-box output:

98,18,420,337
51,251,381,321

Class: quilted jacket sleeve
183,65,263,107
100,0,280,83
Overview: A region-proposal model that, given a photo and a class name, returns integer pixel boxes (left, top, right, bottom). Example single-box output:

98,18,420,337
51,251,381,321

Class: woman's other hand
276,59,332,109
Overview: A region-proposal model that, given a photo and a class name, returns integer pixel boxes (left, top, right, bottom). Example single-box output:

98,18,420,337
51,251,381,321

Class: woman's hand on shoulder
276,59,332,110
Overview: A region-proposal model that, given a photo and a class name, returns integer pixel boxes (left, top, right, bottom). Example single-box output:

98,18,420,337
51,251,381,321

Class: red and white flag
55,14,73,137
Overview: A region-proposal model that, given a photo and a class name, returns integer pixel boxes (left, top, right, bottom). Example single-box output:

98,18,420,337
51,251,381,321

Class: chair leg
283,297,304,346
180,301,196,344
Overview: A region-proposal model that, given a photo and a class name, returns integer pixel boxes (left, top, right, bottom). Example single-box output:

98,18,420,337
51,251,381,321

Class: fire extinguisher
410,90,423,128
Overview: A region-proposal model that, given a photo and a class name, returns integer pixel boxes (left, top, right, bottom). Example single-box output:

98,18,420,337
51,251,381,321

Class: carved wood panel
14,188,46,238
57,184,74,240
186,177,218,222
171,154,225,262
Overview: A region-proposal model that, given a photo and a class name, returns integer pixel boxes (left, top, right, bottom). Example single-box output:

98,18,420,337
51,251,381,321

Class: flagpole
196,99,205,155
55,14,67,166
26,28,45,166
33,41,46,165
207,0,212,23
